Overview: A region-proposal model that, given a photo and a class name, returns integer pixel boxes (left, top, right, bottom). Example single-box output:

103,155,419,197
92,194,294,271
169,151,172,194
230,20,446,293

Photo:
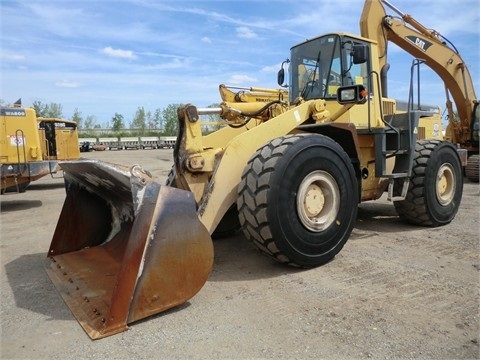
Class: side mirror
277,68,285,87
352,45,368,64
337,85,368,104
277,59,290,88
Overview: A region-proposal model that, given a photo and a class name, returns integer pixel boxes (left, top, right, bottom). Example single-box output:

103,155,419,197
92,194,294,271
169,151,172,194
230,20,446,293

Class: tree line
28,101,222,136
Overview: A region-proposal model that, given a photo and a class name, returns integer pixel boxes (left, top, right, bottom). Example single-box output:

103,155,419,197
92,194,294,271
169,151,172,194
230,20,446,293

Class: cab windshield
289,34,368,102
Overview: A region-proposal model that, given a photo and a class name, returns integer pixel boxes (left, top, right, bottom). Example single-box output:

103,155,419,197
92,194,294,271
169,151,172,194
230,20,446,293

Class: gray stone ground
1,149,478,359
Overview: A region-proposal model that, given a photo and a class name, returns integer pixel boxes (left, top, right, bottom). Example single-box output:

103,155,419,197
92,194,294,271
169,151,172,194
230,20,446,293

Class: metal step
386,177,410,201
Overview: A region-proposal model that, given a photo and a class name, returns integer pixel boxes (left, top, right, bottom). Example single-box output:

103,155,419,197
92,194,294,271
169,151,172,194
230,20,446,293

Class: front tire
394,140,463,226
237,134,358,268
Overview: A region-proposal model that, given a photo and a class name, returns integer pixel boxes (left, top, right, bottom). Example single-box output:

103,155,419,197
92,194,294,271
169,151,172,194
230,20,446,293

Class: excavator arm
360,0,478,146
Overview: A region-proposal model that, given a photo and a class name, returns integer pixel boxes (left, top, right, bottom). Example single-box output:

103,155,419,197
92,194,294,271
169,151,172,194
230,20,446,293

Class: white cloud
228,74,258,85
143,57,193,71
261,64,282,74
55,80,80,88
0,0,477,120
25,3,85,37
1,53,26,61
236,26,257,39
101,47,137,59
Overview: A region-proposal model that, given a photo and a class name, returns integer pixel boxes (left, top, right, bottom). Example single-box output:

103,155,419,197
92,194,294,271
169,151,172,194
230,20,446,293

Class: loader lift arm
360,0,478,147
175,97,352,234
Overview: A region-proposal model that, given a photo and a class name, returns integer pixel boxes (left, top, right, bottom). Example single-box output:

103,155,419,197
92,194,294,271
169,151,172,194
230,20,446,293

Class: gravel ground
1,148,479,359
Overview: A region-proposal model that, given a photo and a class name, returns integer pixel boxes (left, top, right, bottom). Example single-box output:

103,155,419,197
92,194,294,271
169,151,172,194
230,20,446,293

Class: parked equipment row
79,136,177,151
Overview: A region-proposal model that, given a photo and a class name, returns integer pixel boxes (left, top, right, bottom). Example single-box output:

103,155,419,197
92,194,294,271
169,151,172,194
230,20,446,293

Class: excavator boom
360,0,478,146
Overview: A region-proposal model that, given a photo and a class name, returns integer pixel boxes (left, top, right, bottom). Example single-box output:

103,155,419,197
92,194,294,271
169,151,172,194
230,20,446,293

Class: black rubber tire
394,139,463,227
165,166,240,238
465,154,479,183
211,205,241,239
237,134,358,268
1,181,29,194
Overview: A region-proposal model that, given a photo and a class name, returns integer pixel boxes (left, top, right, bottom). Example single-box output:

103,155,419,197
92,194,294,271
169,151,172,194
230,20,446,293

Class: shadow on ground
4,253,73,321
0,200,43,212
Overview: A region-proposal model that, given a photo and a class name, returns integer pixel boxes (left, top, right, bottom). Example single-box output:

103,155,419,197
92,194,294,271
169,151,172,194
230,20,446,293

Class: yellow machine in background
1,104,80,193
44,0,477,339
360,0,479,181
37,117,80,161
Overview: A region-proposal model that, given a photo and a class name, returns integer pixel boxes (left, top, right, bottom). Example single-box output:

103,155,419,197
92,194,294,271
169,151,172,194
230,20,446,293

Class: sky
1,0,479,127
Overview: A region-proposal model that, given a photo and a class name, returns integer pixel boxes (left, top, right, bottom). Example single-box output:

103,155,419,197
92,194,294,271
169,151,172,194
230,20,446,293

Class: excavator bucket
45,160,213,339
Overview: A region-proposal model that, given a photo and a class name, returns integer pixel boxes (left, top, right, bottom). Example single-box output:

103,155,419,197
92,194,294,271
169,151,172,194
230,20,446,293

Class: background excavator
44,0,478,339
1,101,80,193
360,0,479,182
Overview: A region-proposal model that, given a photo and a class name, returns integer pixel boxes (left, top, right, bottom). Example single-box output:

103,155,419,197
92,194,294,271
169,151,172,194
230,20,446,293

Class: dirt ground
1,148,479,359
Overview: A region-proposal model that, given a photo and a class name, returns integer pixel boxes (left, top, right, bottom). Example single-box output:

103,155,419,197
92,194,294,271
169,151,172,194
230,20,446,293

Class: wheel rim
296,170,340,232
436,163,455,206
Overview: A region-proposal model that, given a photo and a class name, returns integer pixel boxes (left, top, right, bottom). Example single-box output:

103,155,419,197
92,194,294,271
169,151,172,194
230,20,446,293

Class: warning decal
9,135,26,146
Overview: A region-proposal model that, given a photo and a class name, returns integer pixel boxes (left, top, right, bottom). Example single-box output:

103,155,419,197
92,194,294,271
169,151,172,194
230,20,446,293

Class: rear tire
1,181,29,194
465,154,479,182
394,140,463,226
237,134,358,268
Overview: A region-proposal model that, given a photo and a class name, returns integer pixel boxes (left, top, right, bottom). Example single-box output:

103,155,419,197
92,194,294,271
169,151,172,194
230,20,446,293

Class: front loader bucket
45,160,213,339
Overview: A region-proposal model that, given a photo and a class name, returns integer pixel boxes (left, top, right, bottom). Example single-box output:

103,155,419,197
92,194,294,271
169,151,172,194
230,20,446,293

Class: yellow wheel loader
1,104,80,193
45,0,477,339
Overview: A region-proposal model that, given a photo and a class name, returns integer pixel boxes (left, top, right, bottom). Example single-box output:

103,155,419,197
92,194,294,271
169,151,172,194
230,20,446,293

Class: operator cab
279,34,370,103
